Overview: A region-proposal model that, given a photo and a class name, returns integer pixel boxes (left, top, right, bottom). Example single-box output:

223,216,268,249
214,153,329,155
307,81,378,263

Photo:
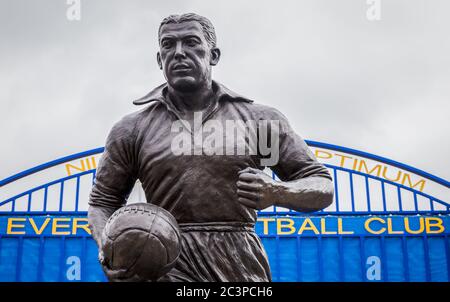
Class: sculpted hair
158,13,217,48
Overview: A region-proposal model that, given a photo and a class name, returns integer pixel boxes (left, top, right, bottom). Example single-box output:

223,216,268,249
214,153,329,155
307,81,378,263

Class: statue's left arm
237,109,334,213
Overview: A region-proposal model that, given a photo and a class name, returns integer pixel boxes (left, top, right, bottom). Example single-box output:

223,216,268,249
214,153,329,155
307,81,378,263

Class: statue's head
157,13,221,92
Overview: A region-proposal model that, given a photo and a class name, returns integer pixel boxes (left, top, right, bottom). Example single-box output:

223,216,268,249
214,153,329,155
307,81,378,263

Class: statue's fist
236,167,279,210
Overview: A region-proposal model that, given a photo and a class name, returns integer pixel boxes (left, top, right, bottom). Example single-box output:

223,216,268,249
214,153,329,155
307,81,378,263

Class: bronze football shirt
89,81,331,224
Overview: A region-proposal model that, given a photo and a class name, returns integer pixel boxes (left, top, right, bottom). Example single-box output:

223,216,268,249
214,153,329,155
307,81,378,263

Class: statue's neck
167,82,214,113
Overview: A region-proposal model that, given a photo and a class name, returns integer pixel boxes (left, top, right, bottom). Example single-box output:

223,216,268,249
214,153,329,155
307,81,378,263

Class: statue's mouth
172,63,191,71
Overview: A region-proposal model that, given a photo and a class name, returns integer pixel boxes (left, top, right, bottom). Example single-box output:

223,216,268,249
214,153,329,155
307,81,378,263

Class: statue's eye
185,39,198,47
161,40,173,48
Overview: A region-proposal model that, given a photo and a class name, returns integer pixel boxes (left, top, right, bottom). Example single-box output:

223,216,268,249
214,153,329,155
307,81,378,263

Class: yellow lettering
358,159,382,177
320,218,337,234
6,218,26,235
85,158,91,170
334,153,353,168
91,157,97,169
258,218,275,235
387,218,404,234
72,218,91,235
365,217,386,234
401,174,426,192
337,218,354,234
352,158,358,170
52,218,71,235
298,218,320,235
404,217,424,234
315,149,332,160
425,217,444,234
382,167,402,182
65,160,86,176
277,218,296,235
29,218,51,235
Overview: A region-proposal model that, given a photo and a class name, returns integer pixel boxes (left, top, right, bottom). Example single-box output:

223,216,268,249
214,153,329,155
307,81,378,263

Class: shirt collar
133,80,254,106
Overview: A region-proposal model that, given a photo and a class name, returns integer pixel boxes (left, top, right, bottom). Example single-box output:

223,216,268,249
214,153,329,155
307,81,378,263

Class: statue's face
157,21,219,92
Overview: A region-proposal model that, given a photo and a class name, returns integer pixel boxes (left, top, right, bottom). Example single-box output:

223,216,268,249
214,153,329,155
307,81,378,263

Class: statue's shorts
157,222,272,282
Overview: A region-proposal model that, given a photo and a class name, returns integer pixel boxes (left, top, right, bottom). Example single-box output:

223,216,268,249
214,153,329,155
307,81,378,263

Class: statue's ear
210,48,221,66
157,52,163,70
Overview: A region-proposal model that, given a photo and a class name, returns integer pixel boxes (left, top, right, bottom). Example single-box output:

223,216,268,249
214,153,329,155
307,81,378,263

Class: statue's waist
177,221,255,232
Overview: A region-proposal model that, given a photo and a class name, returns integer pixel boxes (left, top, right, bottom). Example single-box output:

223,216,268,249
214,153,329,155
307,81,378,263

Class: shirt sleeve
267,108,332,182
89,115,139,209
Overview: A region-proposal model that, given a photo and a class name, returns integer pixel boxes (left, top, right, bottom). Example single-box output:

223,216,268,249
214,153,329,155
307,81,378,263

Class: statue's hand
98,246,142,282
237,167,279,210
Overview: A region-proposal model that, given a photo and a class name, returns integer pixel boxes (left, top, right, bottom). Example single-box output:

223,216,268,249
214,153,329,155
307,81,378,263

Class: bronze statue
88,13,334,282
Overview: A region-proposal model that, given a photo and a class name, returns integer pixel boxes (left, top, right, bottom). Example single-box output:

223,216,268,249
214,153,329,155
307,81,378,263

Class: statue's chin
169,77,201,93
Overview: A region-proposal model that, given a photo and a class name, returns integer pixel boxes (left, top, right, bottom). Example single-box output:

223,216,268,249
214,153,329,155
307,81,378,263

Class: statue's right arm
88,205,119,247
88,116,138,248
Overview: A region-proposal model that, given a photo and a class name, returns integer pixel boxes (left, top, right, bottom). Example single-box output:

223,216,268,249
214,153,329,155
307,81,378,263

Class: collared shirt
89,81,331,224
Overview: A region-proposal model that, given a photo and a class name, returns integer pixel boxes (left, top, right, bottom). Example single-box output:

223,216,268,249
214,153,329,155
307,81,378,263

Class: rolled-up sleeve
269,109,332,182
89,116,138,209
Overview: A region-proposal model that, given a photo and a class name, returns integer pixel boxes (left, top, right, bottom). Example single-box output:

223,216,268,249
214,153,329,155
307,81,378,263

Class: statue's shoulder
109,103,160,138
237,100,289,122
217,81,289,122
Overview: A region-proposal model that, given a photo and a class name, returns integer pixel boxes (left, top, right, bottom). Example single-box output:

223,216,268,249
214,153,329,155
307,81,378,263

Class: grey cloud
0,0,449,181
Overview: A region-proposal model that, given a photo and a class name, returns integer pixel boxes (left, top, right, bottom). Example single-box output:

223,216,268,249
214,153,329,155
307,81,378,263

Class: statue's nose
174,41,186,59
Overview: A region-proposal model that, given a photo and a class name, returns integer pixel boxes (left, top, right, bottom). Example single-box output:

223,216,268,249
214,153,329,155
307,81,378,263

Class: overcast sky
1,0,449,181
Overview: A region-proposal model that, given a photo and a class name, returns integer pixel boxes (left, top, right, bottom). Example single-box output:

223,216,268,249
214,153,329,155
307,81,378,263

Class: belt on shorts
178,221,255,232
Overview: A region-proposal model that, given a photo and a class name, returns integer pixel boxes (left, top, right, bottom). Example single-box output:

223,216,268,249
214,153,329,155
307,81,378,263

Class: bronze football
101,203,181,281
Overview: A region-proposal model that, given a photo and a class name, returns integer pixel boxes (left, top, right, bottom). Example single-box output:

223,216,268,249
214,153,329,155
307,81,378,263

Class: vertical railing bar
333,169,340,213
27,192,32,212
430,198,434,212
365,176,371,212
75,176,80,212
12,198,16,212
59,181,65,212
43,186,48,212
401,235,410,282
413,191,418,212
397,187,403,212
15,237,24,282
349,172,355,212
272,171,278,214
381,181,387,213
423,235,431,282
92,170,96,185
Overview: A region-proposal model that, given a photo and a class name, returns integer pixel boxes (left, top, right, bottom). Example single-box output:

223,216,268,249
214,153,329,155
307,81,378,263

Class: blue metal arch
0,147,104,187
1,141,448,188
307,140,449,188
0,152,448,216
